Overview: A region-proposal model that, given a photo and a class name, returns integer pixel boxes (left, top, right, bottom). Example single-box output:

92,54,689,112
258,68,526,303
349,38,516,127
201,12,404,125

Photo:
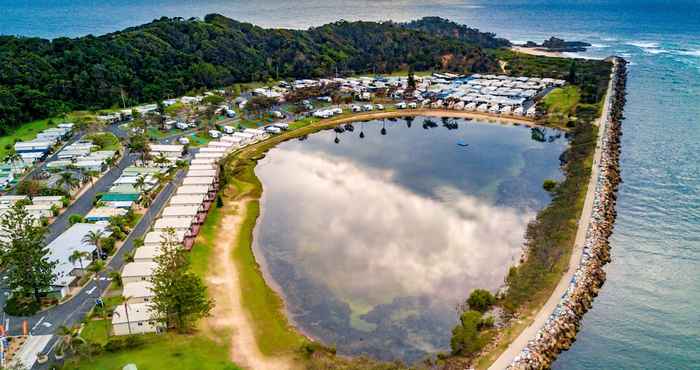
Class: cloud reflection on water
257,148,533,310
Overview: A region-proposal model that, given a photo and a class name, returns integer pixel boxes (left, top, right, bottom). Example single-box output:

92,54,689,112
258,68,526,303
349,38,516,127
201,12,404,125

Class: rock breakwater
508,57,628,370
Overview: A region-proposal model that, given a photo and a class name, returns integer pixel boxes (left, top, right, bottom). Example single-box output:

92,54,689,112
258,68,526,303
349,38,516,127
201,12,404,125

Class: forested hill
401,17,511,49
0,14,503,132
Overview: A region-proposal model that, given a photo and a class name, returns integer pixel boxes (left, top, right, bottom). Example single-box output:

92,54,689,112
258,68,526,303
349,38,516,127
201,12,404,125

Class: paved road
488,60,619,370
22,168,185,369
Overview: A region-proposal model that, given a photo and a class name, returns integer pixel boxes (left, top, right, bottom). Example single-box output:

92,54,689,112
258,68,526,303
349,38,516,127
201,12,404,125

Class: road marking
86,286,96,295
41,322,52,328
30,316,45,333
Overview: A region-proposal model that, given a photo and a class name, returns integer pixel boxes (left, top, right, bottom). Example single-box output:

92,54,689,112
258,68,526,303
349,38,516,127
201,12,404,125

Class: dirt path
488,61,617,370
204,198,296,370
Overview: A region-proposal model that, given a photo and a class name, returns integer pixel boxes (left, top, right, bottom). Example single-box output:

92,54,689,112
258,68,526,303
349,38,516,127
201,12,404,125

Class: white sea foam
589,43,609,48
644,48,668,55
676,49,700,57
627,41,660,49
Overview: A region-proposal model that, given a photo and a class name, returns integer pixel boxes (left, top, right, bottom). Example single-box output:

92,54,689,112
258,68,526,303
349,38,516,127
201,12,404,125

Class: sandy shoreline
511,46,565,58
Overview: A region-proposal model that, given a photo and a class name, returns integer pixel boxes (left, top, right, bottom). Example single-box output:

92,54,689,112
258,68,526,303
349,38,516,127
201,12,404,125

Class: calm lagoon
253,117,566,362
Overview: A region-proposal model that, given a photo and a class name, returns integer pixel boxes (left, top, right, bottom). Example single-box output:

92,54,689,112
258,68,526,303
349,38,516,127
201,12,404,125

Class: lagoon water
2,0,699,368
254,118,565,362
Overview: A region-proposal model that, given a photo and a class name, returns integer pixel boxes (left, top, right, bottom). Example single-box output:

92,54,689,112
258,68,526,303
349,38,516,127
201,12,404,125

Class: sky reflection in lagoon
253,117,566,362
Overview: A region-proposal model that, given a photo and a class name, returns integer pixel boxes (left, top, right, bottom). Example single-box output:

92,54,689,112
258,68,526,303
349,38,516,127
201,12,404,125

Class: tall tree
150,227,213,333
0,204,57,303
82,229,105,259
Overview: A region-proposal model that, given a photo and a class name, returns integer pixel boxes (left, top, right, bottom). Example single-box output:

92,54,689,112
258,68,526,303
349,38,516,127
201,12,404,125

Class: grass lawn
186,131,212,147
189,205,222,278
85,132,122,151
0,117,58,158
62,333,240,370
81,320,111,345
543,86,581,115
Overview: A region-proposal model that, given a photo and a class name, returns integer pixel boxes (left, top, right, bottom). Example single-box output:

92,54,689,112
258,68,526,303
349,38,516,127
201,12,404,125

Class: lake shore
204,109,557,368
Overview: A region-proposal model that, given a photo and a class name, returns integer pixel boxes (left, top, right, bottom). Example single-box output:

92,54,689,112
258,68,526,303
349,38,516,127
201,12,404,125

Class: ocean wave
589,43,609,48
627,41,660,49
644,48,668,55
676,49,700,57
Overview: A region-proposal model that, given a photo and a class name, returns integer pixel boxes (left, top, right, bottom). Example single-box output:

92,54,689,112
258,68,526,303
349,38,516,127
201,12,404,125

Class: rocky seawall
507,58,628,370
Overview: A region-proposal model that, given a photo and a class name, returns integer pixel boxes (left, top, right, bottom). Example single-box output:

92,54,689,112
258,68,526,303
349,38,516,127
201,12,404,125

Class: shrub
467,289,496,313
542,179,558,192
4,295,41,316
450,310,485,356
68,214,84,225
478,315,495,330
101,237,116,255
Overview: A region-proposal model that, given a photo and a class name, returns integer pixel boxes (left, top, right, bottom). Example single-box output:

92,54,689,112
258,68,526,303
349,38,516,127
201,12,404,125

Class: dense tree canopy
0,15,504,132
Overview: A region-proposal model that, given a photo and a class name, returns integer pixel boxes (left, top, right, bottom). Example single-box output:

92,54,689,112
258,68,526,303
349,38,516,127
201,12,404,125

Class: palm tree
68,250,90,271
153,153,170,167
5,149,21,170
82,229,105,258
54,325,86,357
134,175,147,193
154,171,169,185
108,271,123,288
112,298,134,335
57,172,79,191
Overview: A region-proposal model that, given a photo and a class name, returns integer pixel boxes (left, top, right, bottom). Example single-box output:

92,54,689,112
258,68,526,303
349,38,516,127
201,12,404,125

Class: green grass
543,86,581,115
189,205,222,278
81,320,111,345
62,333,240,370
85,132,121,151
0,117,58,158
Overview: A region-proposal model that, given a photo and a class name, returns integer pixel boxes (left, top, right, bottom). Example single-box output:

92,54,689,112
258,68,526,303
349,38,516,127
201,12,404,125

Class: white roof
149,144,183,153
123,281,154,299
86,207,128,219
189,164,216,171
143,230,186,245
49,223,111,287
183,177,214,186
168,194,206,207
207,141,234,148
31,196,64,204
133,245,162,261
112,302,154,324
190,158,217,165
198,147,228,153
186,170,217,178
0,196,28,205
122,261,157,278
194,152,225,159
161,205,199,218
176,185,210,195
153,217,193,230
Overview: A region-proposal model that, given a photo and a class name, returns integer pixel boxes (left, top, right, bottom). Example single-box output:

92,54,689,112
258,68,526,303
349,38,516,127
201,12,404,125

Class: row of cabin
0,195,65,222
47,138,117,173
13,123,74,164
113,148,228,335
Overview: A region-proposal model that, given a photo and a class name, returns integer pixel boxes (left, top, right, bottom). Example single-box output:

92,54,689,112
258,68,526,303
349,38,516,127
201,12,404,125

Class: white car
376,104,384,110
178,137,190,145
209,130,221,138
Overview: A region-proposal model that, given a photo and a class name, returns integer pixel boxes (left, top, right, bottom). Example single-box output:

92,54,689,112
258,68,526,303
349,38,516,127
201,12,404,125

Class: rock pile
508,57,628,370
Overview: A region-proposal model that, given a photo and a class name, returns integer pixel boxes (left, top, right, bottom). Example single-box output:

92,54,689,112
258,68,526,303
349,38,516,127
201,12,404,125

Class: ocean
1,1,698,368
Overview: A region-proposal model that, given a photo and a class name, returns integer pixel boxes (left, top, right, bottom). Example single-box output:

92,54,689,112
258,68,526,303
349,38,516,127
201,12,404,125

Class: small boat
456,140,469,147
344,123,355,132
334,126,345,133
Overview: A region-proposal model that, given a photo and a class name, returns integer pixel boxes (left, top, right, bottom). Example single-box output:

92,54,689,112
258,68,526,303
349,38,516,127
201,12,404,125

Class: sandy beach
511,46,565,58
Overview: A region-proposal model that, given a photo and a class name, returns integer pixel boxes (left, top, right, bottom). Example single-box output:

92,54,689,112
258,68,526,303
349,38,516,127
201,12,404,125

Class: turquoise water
254,118,566,362
2,1,699,368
